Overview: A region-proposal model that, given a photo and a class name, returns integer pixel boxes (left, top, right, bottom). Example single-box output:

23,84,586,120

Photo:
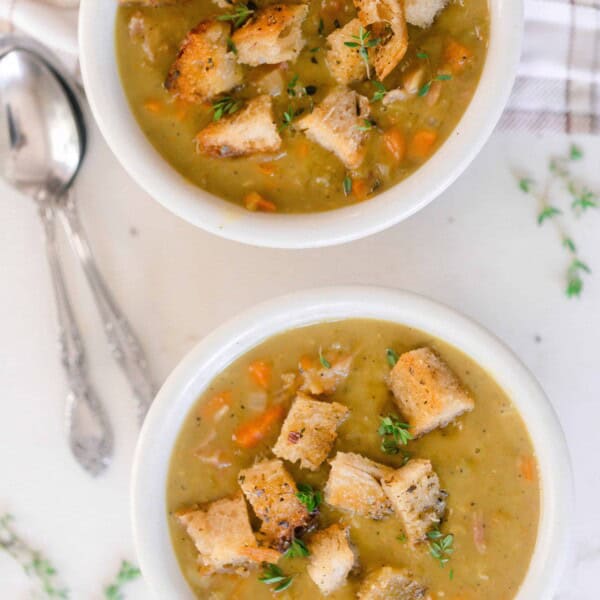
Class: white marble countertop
0,115,598,598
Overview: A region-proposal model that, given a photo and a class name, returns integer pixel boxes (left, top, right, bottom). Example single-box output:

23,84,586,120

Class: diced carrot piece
144,100,163,114
200,391,232,420
408,130,437,161
248,360,272,389
233,404,286,448
518,455,536,482
351,178,369,201
299,355,315,372
258,163,276,176
444,39,473,74
243,191,277,212
383,127,406,163
296,140,310,158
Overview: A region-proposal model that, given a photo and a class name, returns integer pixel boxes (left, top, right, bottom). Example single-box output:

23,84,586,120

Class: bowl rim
79,1,523,249
131,286,573,599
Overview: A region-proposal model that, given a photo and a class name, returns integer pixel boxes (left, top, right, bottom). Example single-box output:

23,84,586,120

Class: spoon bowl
0,48,83,200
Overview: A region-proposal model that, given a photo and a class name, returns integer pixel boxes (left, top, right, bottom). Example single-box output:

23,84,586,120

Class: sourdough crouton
196,95,282,158
232,4,308,66
325,19,367,84
388,347,474,437
405,0,448,28
299,354,352,396
353,0,408,80
165,20,242,103
176,494,265,574
357,566,427,600
297,87,371,169
307,525,356,595
272,394,350,470
381,459,447,544
324,452,393,519
238,459,310,547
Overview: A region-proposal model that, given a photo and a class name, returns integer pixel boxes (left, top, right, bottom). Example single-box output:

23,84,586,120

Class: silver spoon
0,38,156,468
0,46,112,475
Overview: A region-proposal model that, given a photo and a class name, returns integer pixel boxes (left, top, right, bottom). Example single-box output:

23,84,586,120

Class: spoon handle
38,203,113,476
59,193,157,424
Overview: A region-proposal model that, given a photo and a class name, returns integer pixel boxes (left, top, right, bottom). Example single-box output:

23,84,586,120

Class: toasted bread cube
232,4,308,66
353,0,408,80
357,566,427,600
324,452,393,519
176,494,262,574
272,394,350,471
325,19,367,84
388,347,474,437
381,459,447,544
297,87,371,170
196,95,282,158
165,20,242,103
238,459,310,547
405,0,448,28
307,525,356,595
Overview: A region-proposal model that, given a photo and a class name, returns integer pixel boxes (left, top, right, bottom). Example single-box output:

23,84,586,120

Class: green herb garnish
519,177,534,193
212,96,242,121
287,74,300,97
449,567,454,580
105,561,141,600
416,51,429,59
318,18,325,36
372,80,387,102
259,563,293,592
378,415,412,454
386,348,399,367
284,539,309,558
356,118,376,132
427,528,454,567
567,258,591,297
319,347,331,368
344,26,380,79
226,37,238,54
397,533,407,543
570,144,583,160
279,106,303,131
537,205,562,225
0,514,70,599
419,74,452,97
343,175,352,196
217,4,254,28
296,483,323,513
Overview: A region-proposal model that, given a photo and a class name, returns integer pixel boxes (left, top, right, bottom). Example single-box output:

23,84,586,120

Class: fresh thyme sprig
104,561,142,600
517,143,595,297
356,118,377,132
318,347,331,369
386,348,399,367
211,96,242,121
216,4,254,28
296,483,323,513
372,80,387,102
259,562,293,592
378,415,412,454
344,26,380,79
0,513,70,599
284,538,309,558
427,527,454,567
279,106,304,131
414,51,452,96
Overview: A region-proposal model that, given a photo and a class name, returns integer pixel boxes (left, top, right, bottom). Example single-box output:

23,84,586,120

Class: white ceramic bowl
132,286,572,599
79,2,523,248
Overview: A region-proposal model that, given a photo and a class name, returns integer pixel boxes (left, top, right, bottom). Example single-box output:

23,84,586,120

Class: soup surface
116,0,488,213
167,319,539,599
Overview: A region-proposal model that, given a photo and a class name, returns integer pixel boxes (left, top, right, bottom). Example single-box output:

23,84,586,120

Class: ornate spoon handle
39,202,113,475
59,192,156,424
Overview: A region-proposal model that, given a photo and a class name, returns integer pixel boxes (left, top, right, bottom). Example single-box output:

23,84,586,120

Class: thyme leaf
296,483,323,513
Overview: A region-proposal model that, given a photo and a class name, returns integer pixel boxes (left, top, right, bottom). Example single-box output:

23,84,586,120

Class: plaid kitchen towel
501,0,600,133
2,0,600,134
